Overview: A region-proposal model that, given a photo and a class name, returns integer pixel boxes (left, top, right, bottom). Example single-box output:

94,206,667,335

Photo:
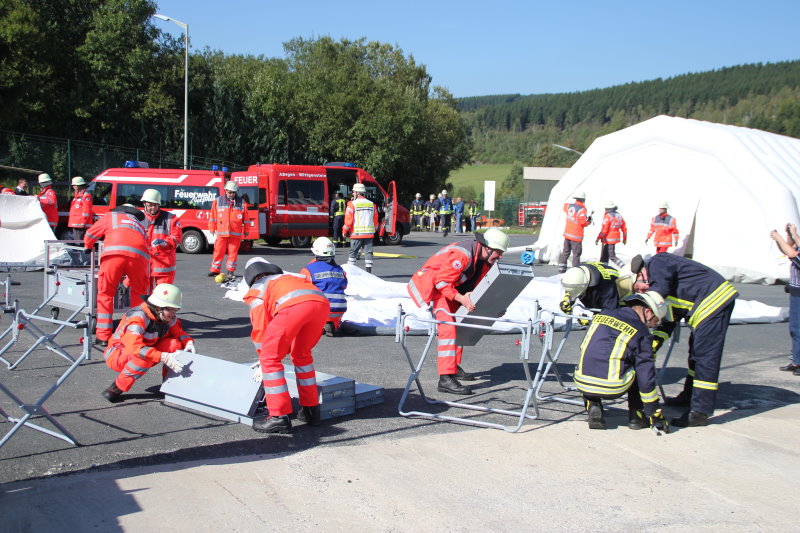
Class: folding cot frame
0,242,96,449
396,302,681,433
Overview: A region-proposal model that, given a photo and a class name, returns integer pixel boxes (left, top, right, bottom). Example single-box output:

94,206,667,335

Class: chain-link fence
0,130,243,192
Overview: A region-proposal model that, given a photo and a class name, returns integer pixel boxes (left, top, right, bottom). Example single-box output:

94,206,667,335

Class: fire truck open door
381,180,398,238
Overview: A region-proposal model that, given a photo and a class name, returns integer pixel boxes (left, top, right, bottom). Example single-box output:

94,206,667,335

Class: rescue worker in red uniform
36,173,58,231
631,252,739,427
0,186,13,195
141,189,182,291
84,205,151,346
595,200,626,268
67,176,94,240
558,191,591,273
575,291,670,433
407,228,509,395
300,237,348,337
646,201,679,253
343,182,378,273
208,181,248,278
244,258,330,434
100,283,195,402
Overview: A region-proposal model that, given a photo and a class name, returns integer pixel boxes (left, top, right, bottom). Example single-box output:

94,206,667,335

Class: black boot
455,365,477,381
586,399,606,430
102,382,123,403
94,338,108,348
366,266,372,274
297,405,321,426
628,410,648,430
252,415,292,434
670,411,709,427
324,322,335,337
437,374,473,395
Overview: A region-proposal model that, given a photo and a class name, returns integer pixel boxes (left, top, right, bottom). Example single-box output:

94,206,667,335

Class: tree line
0,0,471,200
460,61,800,164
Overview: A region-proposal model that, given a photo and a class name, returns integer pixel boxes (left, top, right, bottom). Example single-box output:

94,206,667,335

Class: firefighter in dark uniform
330,192,347,246
410,193,425,231
559,261,634,315
631,253,739,427
575,291,670,433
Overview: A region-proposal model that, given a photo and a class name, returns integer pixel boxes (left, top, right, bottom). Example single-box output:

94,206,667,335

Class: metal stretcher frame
395,304,541,433
531,304,682,407
0,243,96,449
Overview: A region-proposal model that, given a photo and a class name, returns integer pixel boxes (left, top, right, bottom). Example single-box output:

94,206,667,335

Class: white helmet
429,194,436,200
562,265,591,298
71,176,86,187
615,265,634,299
415,193,421,198
573,191,586,200
352,183,366,194
141,189,162,204
311,237,335,257
658,201,669,209
224,181,239,192
38,173,52,185
477,228,509,252
624,290,668,321
604,200,617,209
148,283,182,309
441,190,448,195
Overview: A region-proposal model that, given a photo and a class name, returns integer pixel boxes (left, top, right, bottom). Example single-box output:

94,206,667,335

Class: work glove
251,361,263,383
184,340,196,353
649,408,670,434
83,248,93,255
651,337,664,354
151,239,168,247
161,351,184,373
577,317,590,327
586,216,593,225
559,294,573,314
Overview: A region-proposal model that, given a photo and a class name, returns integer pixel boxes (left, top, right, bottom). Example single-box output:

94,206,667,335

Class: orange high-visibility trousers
96,255,149,341
149,271,176,292
210,236,241,273
104,337,181,391
259,300,328,416
433,293,463,376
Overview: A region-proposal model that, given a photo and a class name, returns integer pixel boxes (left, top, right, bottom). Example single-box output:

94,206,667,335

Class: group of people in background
558,191,680,272
409,191,480,236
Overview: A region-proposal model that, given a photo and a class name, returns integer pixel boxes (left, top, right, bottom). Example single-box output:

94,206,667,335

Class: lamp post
551,144,584,156
154,13,189,169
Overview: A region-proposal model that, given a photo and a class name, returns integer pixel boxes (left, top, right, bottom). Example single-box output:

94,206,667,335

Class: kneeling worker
574,291,670,433
101,283,195,402
560,261,633,315
300,237,348,337
244,258,330,434
407,228,509,395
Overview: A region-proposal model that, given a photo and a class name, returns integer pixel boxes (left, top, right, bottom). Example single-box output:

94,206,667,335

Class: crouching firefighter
243,258,330,434
101,283,196,402
574,291,670,433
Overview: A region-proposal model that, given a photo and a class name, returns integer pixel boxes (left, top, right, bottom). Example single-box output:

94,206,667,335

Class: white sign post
483,181,496,227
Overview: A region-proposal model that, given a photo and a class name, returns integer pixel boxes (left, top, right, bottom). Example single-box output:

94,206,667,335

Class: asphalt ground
0,231,796,488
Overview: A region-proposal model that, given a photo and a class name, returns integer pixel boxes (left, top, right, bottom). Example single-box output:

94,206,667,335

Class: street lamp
154,13,189,169
552,144,584,156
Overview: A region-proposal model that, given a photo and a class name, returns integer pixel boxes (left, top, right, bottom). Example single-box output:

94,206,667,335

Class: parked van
230,162,411,247
79,164,258,253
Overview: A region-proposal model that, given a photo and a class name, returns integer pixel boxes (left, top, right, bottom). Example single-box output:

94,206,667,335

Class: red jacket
597,211,627,245
84,209,150,264
68,190,94,229
37,186,58,227
209,194,248,237
1,187,13,195
143,210,182,276
647,213,679,247
407,240,492,306
105,303,192,364
563,200,589,242
243,273,329,351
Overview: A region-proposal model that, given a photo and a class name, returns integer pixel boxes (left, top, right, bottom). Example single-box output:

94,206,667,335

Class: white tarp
223,264,787,333
528,115,800,284
0,195,55,270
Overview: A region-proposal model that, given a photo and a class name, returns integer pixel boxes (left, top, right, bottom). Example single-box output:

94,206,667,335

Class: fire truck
230,162,410,247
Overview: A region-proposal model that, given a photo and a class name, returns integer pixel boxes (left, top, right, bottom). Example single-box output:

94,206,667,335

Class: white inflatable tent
530,115,800,283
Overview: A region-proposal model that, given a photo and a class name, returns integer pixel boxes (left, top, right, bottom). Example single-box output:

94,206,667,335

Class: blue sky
153,0,799,98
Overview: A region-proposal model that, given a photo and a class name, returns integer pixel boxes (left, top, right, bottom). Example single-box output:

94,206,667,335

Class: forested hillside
460,61,800,164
